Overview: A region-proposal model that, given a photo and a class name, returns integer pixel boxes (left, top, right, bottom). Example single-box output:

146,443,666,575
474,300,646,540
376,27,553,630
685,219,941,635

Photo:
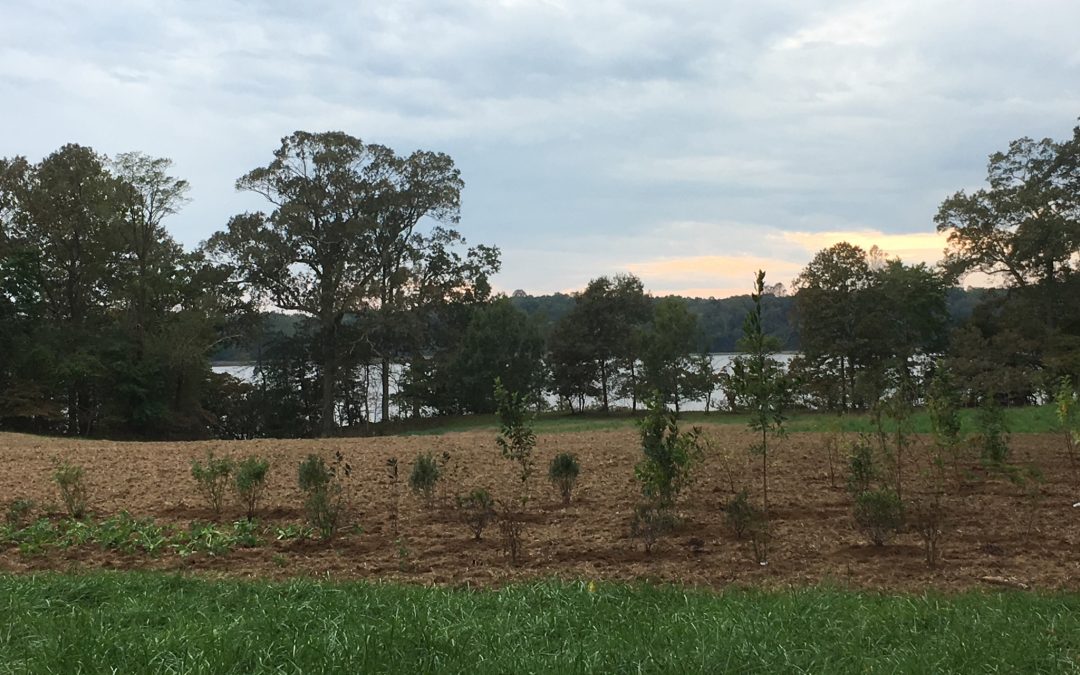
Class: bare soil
1,427,1078,591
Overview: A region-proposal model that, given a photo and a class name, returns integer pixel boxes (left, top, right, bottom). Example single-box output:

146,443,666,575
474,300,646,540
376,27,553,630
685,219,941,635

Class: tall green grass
1,574,1078,673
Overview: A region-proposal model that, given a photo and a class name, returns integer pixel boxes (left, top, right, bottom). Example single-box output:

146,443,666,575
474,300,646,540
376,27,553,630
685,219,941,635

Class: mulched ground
1,426,1078,591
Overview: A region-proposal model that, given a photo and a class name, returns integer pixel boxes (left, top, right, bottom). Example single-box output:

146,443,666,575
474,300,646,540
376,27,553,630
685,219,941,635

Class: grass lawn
1,573,1079,673
398,403,1061,437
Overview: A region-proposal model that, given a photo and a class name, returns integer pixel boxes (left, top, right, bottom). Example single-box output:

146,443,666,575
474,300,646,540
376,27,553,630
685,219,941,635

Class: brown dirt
1,427,1078,591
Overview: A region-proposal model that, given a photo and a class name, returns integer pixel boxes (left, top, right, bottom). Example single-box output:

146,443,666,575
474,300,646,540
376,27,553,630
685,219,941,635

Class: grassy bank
397,403,1060,437
1,574,1078,673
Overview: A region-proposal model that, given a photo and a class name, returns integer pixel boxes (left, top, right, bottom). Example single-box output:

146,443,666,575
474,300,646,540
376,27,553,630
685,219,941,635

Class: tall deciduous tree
0,145,129,434
208,132,384,435
641,296,704,413
936,133,1080,293
793,242,871,410
441,297,545,414
732,270,788,561
208,131,489,433
935,123,1080,392
548,274,650,413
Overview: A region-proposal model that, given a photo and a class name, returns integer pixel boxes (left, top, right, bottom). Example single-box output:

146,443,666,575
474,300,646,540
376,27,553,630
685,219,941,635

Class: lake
211,353,797,419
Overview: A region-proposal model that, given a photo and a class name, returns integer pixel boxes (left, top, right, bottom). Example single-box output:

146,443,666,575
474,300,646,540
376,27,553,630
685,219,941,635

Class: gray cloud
1,0,1078,295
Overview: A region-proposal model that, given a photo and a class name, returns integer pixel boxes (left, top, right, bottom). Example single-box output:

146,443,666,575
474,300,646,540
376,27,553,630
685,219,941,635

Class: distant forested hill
211,288,995,362
504,292,796,351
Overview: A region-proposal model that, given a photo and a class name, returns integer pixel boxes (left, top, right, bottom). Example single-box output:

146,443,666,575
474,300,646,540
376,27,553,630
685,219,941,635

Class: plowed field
2,427,1078,591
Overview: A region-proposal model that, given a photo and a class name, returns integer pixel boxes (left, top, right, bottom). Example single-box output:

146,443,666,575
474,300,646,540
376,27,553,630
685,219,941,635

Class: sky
2,1,1079,298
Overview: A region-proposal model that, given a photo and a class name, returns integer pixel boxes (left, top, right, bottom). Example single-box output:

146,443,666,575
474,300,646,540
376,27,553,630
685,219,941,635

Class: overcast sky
2,1,1078,298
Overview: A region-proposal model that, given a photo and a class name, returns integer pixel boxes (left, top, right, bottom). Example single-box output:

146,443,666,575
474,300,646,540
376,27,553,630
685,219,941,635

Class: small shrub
846,438,877,496
274,524,314,541
191,451,233,518
230,519,262,548
976,397,1010,465
298,453,349,541
497,500,527,565
910,496,946,568
630,501,676,554
635,394,703,508
54,462,89,519
457,489,495,540
495,379,537,498
708,435,749,494
853,488,904,546
94,512,144,552
749,515,770,565
724,490,757,540
1055,377,1080,485
548,452,580,505
233,456,270,521
408,452,441,508
5,499,34,530
15,518,59,557
175,522,234,557
395,538,413,572
298,453,332,492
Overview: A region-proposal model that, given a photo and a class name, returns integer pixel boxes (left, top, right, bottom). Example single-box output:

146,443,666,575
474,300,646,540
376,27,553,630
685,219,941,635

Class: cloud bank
1,0,1077,296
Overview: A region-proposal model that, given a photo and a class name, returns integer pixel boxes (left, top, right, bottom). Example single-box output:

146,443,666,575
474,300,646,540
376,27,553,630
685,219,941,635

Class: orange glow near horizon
496,228,986,298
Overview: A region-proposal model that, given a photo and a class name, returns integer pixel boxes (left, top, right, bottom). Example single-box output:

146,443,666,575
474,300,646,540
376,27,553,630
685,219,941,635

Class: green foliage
732,270,788,564
408,452,442,508
846,438,877,496
175,522,235,557
793,243,948,413
456,489,495,540
634,394,702,508
548,274,651,413
927,364,965,484
191,451,233,518
0,144,231,438
54,462,89,519
928,368,961,450
630,502,676,553
12,518,59,556
494,378,537,496
273,524,314,541
909,495,946,568
298,454,332,493
641,296,705,412
496,500,527,565
853,488,904,546
1054,376,1080,482
4,498,34,530
233,456,270,521
206,131,484,435
298,452,350,541
548,452,580,504
1,512,269,559
724,490,760,540
976,397,1010,465
439,298,545,414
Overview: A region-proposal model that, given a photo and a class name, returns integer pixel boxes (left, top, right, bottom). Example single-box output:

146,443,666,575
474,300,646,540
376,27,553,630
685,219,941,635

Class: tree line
2,121,1079,439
